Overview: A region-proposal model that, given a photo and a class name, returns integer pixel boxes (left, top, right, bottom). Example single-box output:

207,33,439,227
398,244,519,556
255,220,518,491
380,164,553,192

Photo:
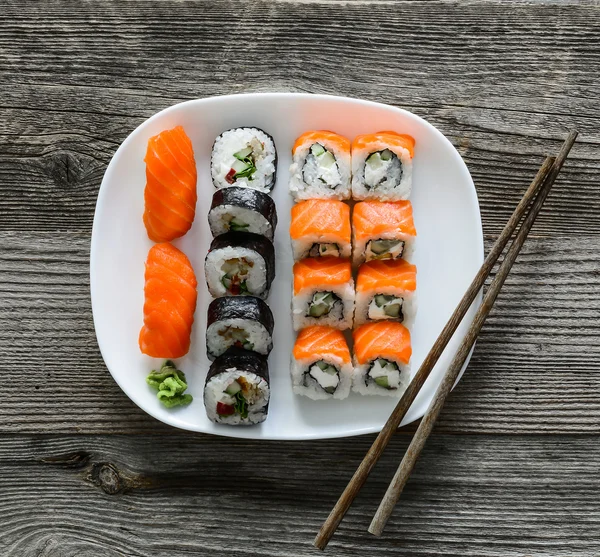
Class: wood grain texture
1,231,598,434
1,433,599,556
1,0,600,555
0,0,599,236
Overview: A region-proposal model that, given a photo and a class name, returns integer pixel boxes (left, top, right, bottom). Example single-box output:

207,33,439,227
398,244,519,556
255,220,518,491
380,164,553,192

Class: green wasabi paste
146,360,193,408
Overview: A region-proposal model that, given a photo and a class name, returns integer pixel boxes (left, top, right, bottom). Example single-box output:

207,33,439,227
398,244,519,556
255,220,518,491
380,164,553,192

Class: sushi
208,186,277,240
206,296,274,360
291,325,353,400
355,259,417,326
211,127,277,193
351,131,415,201
139,243,198,358
204,347,270,425
352,322,412,396
292,257,354,331
289,198,351,260
143,126,197,243
352,200,416,265
205,231,275,299
289,130,351,200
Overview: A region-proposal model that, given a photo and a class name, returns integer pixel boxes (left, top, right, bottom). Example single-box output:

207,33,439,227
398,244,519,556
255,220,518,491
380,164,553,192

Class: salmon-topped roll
352,200,416,265
352,322,412,396
289,130,351,200
355,259,417,326
290,199,351,260
139,243,198,359
291,326,353,400
292,257,354,331
351,131,415,201
143,126,197,243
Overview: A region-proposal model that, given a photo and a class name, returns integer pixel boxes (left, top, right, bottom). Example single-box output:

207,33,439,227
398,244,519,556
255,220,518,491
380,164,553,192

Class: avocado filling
304,360,340,394
364,149,403,189
368,294,404,320
307,291,340,318
217,326,254,351
366,239,405,261
367,358,401,390
221,257,253,295
303,143,341,189
309,243,340,258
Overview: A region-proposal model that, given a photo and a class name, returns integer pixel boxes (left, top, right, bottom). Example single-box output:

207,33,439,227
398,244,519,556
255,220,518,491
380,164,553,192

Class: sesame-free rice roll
289,130,351,200
292,257,354,331
211,127,277,193
351,132,415,201
290,199,351,260
352,200,416,266
352,322,412,396
355,259,417,327
291,325,353,400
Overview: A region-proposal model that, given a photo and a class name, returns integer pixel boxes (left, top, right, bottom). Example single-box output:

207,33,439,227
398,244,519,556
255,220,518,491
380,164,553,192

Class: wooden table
1,1,599,555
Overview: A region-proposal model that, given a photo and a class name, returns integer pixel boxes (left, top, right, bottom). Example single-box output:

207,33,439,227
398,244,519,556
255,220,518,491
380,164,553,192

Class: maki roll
205,231,275,299
289,130,351,200
290,199,351,260
211,128,277,193
204,347,270,425
206,296,274,360
355,259,417,326
291,325,353,400
209,187,277,240
292,257,354,331
352,322,412,396
352,200,416,266
352,132,415,201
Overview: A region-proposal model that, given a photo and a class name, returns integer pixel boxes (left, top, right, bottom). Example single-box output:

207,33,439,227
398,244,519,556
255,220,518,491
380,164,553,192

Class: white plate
91,93,483,440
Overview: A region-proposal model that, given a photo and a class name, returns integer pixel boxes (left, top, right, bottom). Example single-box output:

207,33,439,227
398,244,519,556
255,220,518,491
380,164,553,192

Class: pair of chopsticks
314,130,578,549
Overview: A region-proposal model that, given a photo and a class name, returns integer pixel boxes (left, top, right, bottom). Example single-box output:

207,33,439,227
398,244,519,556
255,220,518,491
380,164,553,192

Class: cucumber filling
309,243,340,258
218,376,262,418
225,139,265,184
302,143,341,189
364,149,402,189
366,239,405,261
368,294,404,320
226,215,249,232
217,326,254,351
221,257,253,295
367,358,401,390
304,360,340,394
307,291,340,318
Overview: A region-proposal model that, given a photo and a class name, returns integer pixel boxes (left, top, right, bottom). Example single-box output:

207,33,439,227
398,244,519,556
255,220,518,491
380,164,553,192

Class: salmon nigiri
351,131,415,201
291,325,353,400
139,242,198,358
289,130,352,200
290,198,351,260
352,321,412,396
143,126,197,242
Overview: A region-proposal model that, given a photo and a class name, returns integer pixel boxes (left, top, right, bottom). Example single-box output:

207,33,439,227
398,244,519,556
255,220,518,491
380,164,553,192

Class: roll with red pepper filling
204,347,270,425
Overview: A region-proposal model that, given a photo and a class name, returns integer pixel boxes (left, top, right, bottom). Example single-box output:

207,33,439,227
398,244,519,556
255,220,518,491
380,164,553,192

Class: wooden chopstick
369,129,578,536
314,130,577,550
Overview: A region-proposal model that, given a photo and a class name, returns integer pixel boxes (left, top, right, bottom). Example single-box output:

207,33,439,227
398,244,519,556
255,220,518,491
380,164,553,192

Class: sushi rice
211,128,277,193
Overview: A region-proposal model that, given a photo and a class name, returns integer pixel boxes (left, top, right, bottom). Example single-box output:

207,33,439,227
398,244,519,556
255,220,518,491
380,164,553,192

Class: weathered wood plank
0,433,598,556
1,232,598,434
0,1,599,235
